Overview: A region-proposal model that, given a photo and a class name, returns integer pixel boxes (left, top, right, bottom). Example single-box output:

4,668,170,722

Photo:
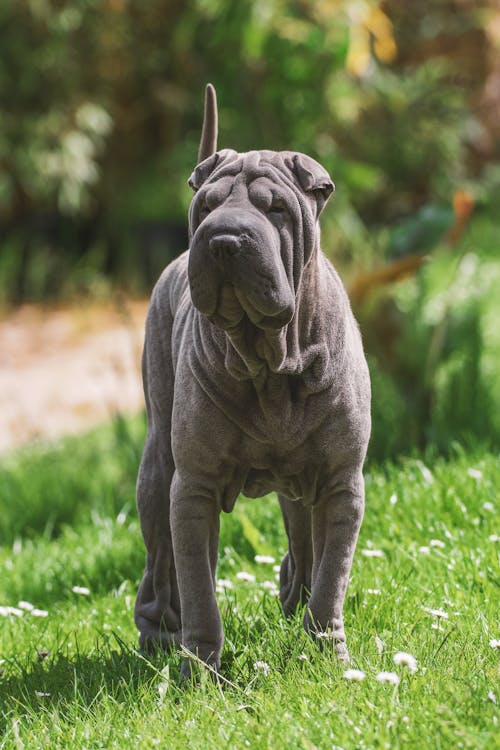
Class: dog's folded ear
188,149,238,191
292,154,335,216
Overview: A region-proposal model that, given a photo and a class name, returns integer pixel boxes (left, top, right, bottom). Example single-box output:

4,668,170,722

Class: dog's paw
138,628,181,654
179,655,222,685
303,613,350,662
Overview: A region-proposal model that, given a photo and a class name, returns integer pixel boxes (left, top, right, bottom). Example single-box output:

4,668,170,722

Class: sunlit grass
0,419,498,749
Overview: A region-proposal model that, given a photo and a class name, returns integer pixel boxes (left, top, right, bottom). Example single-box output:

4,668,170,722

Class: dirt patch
0,298,149,453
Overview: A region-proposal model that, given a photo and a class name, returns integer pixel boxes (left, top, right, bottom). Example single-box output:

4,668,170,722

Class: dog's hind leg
278,495,313,617
134,297,181,650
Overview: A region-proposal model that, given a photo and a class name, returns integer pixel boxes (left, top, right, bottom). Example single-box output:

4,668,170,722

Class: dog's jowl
134,85,371,678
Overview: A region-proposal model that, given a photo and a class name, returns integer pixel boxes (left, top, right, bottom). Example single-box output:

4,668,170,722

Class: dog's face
187,149,334,333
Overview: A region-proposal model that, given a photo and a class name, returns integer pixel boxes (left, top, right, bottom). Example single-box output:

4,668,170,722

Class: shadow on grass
0,634,181,729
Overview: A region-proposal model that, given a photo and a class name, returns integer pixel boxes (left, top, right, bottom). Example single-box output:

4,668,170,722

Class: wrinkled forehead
205,150,299,188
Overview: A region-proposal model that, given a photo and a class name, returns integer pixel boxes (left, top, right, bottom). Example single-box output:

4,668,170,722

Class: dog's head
187,86,334,335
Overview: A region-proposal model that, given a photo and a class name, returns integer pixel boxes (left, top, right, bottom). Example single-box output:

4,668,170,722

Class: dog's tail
197,83,218,164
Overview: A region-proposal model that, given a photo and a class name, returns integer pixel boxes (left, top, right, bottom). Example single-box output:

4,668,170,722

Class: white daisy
0,606,23,617
467,468,482,480
375,671,400,685
430,539,445,549
253,661,270,676
344,669,366,681
393,651,418,673
423,607,449,619
235,571,256,583
216,579,233,589
72,586,90,596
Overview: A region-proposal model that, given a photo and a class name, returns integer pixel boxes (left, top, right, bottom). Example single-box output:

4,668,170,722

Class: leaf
237,508,270,557
387,204,455,258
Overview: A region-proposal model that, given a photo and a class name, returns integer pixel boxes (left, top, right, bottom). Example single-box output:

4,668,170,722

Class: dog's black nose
209,234,241,261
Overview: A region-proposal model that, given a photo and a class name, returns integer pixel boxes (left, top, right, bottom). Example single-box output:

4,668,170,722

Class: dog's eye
198,203,211,220
268,200,286,215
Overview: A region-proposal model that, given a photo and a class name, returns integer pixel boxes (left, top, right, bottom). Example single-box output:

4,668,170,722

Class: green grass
0,418,498,749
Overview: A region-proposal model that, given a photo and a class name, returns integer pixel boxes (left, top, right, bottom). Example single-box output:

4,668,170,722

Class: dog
134,84,371,677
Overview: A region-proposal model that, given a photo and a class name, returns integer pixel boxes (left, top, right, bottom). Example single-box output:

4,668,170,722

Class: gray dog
135,85,371,677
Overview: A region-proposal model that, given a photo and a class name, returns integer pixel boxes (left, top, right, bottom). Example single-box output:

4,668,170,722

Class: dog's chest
237,429,324,504
242,373,321,443
242,465,305,502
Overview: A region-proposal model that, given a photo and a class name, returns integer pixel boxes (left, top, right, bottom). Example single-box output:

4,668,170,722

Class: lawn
0,417,498,749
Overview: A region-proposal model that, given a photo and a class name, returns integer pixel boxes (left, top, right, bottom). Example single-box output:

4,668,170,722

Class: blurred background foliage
0,0,499,458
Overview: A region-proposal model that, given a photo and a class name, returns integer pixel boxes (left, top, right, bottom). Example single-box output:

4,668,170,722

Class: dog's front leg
304,482,365,661
170,472,223,679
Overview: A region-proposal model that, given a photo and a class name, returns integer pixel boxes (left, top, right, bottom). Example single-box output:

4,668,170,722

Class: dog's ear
292,154,335,216
188,152,220,191
188,149,238,191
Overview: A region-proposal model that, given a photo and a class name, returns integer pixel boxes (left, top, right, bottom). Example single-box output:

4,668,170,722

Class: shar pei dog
135,84,371,678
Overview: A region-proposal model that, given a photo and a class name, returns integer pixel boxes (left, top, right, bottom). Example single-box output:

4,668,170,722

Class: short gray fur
134,85,371,677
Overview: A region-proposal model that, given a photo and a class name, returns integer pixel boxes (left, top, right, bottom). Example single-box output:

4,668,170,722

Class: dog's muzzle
188,210,295,331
